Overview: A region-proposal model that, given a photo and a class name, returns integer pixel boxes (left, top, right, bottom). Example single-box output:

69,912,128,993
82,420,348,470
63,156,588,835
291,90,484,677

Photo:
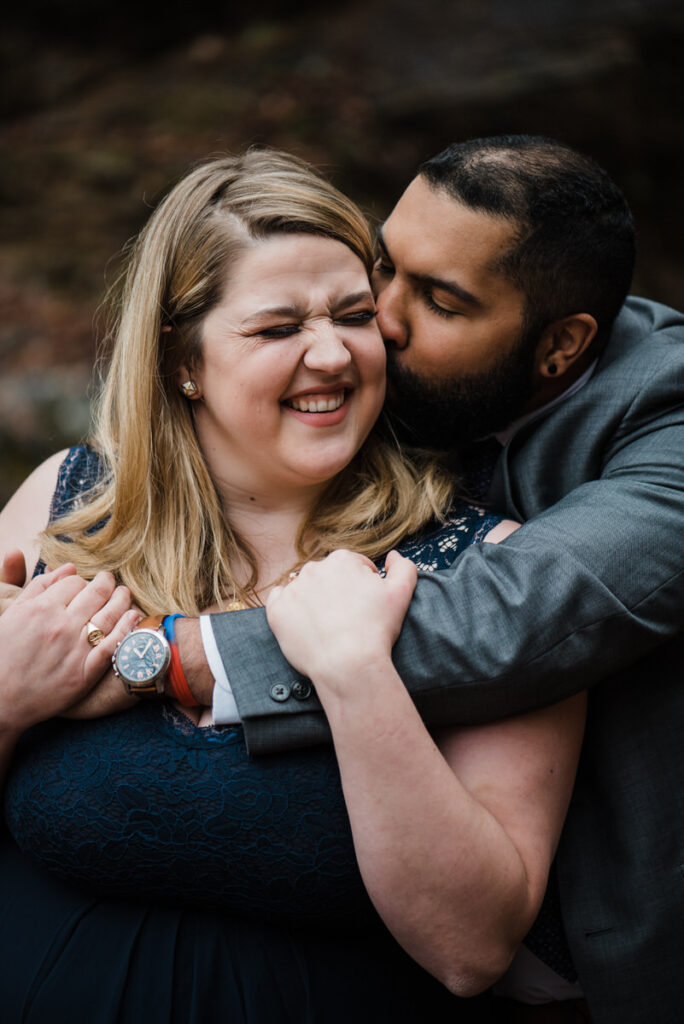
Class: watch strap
136,615,168,697
137,614,166,632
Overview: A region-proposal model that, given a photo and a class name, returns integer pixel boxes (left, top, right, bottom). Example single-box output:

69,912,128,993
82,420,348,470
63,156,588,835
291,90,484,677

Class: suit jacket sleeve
210,298,684,754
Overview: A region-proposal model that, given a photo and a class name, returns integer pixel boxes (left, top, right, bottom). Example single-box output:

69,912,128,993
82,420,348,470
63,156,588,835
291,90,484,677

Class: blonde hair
42,150,455,614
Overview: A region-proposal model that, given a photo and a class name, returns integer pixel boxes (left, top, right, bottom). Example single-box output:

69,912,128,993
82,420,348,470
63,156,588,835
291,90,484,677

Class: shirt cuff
200,614,241,724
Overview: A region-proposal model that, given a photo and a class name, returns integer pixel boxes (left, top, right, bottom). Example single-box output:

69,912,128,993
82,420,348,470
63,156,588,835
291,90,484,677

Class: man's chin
385,347,536,447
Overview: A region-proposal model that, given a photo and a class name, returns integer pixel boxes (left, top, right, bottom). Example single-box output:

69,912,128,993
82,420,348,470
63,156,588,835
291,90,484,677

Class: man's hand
0,548,27,615
0,565,139,737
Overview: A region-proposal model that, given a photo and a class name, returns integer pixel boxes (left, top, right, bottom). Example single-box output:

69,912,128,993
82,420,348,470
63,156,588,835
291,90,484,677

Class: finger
85,584,132,637
27,563,77,592
326,550,379,573
384,550,418,592
84,608,140,676
1,549,27,587
353,552,380,573
28,573,89,608
43,563,78,584
64,571,118,621
383,549,403,572
0,585,22,616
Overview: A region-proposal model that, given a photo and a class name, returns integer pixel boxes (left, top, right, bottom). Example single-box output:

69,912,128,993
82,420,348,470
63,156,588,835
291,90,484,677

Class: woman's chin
280,457,356,493
282,437,367,486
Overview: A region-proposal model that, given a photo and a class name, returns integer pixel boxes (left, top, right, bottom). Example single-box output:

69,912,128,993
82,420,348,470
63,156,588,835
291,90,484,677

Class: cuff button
269,682,291,703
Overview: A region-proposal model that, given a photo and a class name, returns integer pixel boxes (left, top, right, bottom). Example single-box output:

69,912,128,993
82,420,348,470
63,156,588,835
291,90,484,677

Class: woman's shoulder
393,502,504,572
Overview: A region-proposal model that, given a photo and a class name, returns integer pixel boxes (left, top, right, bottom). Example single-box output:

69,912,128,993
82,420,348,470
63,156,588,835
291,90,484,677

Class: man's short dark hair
420,136,635,343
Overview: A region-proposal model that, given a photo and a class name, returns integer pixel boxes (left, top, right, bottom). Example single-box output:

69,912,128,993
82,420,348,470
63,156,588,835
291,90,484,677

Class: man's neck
495,354,598,446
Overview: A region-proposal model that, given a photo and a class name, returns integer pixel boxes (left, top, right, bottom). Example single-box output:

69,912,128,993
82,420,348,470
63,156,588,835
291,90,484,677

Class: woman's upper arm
0,450,68,575
482,518,520,544
436,692,587,905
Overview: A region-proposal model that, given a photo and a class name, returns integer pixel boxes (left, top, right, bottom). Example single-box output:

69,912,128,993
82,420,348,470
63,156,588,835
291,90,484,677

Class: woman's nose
304,322,353,373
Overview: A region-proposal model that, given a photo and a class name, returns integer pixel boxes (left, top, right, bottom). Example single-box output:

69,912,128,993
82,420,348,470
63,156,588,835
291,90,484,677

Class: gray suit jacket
211,296,684,1024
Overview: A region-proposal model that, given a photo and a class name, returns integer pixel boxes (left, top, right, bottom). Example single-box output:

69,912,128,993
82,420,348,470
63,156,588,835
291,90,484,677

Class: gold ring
85,620,105,647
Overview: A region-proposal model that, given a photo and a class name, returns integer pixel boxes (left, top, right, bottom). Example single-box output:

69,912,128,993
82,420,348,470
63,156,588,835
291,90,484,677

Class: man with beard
203,136,684,1023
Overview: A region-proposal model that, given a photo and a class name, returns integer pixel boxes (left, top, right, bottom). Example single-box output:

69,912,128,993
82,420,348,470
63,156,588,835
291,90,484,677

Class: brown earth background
2,0,683,508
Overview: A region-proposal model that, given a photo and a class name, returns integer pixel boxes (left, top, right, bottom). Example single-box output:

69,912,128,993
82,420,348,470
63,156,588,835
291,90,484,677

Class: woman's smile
281,386,353,426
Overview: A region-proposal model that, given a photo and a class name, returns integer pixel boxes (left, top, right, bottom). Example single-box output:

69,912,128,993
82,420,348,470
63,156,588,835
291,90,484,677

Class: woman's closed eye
257,310,376,338
257,323,302,339
334,309,377,327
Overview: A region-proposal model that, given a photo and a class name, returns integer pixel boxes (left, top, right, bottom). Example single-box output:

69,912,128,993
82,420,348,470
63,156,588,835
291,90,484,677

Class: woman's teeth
287,392,345,413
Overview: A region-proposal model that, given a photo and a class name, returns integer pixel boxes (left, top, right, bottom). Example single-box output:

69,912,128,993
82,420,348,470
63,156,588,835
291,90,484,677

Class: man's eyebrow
418,274,482,309
376,226,482,308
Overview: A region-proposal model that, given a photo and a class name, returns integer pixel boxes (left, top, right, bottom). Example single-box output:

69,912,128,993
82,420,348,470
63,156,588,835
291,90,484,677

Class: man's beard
385,335,538,449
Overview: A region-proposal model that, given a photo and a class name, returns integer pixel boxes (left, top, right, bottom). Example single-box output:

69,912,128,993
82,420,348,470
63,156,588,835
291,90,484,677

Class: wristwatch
112,614,171,698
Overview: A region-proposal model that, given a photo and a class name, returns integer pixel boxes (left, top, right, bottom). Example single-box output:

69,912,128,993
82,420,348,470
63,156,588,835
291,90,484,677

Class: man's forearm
208,504,684,756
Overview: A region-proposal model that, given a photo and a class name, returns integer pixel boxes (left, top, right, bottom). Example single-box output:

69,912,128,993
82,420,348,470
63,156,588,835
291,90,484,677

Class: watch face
115,628,170,685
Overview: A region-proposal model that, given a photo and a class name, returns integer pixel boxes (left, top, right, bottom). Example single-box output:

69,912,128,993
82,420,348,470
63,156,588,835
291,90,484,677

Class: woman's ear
535,313,598,380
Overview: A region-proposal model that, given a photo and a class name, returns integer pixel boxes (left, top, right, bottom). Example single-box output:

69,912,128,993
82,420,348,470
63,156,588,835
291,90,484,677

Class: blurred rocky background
2,0,683,506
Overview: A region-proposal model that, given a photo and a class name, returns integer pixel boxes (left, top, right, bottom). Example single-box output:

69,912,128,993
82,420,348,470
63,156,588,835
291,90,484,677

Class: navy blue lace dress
1,447,501,1024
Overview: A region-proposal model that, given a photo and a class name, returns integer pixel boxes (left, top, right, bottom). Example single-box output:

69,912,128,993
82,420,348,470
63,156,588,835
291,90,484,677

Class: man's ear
535,313,598,380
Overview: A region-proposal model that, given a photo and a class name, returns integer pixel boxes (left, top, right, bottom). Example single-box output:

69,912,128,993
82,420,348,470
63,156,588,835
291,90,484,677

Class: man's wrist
175,617,215,705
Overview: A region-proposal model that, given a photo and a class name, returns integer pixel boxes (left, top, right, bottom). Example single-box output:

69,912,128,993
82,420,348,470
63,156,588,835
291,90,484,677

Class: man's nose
303,322,353,372
375,282,408,350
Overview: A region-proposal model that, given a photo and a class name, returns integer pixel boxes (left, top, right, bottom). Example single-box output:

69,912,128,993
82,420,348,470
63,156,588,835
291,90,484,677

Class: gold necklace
224,566,302,612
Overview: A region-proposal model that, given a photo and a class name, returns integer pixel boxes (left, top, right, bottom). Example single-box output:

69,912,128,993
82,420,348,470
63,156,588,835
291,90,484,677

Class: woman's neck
219,483,322,596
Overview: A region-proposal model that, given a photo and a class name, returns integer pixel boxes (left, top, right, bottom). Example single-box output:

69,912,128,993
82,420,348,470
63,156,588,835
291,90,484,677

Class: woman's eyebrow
330,290,375,313
240,304,305,327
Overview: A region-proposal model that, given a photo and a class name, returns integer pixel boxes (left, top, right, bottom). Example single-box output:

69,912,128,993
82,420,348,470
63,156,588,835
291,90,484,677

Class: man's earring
547,362,558,376
181,380,199,399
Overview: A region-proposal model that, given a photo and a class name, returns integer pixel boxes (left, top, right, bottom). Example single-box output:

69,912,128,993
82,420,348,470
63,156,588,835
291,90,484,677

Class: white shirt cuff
200,614,241,724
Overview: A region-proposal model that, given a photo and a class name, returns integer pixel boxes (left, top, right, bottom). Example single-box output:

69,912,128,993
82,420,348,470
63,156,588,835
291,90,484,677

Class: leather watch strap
137,614,166,632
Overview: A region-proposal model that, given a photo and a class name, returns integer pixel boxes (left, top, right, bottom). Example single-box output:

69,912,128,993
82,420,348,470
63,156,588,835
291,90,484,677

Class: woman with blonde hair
0,150,584,1022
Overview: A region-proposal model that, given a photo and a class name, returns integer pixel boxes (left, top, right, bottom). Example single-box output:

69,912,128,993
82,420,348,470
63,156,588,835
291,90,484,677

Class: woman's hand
0,564,139,737
266,549,417,698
